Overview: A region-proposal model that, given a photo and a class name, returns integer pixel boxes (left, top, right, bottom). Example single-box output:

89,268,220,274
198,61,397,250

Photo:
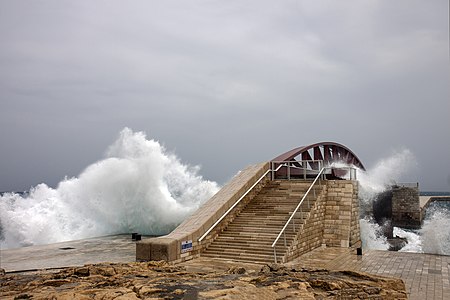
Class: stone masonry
284,184,327,262
392,186,421,229
323,181,360,248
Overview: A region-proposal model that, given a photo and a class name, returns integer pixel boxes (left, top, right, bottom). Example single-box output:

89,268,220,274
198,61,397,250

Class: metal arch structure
271,142,365,171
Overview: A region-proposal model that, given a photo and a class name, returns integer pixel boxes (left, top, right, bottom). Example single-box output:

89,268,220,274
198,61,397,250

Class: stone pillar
391,186,421,229
323,181,360,248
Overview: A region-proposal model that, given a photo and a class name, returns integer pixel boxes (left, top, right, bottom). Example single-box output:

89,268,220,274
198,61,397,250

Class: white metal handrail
271,167,325,263
270,160,324,180
198,164,285,242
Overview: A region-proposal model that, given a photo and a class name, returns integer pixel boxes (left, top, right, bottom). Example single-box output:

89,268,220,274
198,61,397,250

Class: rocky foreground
1,261,407,299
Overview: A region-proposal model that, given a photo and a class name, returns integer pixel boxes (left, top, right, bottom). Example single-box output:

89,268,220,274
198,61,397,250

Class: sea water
0,128,219,249
357,150,450,255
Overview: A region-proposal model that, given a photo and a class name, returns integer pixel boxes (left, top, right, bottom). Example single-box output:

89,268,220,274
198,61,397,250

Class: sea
1,128,449,256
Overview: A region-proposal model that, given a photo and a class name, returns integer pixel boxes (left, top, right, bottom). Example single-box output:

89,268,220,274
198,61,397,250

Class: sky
0,0,449,192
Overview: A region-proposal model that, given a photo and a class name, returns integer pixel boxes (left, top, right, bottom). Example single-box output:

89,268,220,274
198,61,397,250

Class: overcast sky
0,0,449,192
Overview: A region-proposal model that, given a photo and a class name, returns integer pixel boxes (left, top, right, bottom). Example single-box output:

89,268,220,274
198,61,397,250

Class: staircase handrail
271,167,326,248
198,163,286,242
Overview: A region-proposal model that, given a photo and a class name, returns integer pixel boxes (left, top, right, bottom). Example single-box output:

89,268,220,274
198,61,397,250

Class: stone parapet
392,186,421,229
136,162,270,262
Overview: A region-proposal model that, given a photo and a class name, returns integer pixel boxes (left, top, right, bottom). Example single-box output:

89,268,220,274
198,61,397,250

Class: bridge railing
271,166,357,263
270,160,325,180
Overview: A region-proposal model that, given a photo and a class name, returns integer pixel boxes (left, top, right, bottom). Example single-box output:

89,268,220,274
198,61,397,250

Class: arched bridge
271,142,365,179
137,141,365,265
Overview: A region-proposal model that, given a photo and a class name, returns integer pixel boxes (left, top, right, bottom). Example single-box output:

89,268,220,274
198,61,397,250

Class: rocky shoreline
1,261,407,299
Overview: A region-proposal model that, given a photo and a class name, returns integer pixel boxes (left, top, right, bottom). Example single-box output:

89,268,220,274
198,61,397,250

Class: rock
42,279,71,287
0,268,5,276
0,261,407,299
259,265,271,275
74,267,90,277
89,265,116,277
227,266,246,274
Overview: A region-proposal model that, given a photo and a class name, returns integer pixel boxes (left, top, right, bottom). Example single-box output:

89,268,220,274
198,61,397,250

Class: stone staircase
201,180,320,264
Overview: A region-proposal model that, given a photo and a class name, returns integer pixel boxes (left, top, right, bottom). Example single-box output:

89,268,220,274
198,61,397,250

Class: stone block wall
136,162,270,263
284,184,327,262
283,180,360,262
323,181,360,248
392,187,421,229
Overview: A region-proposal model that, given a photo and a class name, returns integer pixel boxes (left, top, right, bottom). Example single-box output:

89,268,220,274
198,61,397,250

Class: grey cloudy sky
0,0,449,192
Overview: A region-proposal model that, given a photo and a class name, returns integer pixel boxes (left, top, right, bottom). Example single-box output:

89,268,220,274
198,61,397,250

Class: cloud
0,0,448,191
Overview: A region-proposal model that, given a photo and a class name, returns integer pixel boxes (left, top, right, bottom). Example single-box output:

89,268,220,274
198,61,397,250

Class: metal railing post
283,232,287,246
274,247,277,263
287,162,291,180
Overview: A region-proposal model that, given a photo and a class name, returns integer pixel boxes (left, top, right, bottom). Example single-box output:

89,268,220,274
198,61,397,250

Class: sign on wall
181,240,193,253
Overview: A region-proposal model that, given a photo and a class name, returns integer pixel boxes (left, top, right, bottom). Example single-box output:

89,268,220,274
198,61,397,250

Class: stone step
230,220,291,226
225,223,303,231
201,251,275,264
204,246,281,256
208,244,290,253
232,216,289,222
217,232,296,241
237,212,309,218
211,236,286,244
211,239,293,249
225,224,296,231
239,208,310,213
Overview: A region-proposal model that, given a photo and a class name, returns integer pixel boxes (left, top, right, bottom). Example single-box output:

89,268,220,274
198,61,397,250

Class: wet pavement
287,247,450,300
1,236,449,299
0,234,136,272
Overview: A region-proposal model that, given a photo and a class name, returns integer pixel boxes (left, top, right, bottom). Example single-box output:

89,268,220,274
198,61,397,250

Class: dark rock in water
388,237,408,251
373,190,394,237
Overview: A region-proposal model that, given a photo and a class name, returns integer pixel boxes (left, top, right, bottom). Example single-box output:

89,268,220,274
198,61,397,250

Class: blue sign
181,240,193,253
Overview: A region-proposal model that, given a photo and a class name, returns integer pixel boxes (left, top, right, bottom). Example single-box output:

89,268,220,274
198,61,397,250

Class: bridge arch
272,142,365,172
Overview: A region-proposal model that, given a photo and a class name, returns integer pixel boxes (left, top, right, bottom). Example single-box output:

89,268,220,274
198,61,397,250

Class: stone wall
284,184,327,262
283,180,360,262
392,187,421,229
323,181,360,248
136,162,270,263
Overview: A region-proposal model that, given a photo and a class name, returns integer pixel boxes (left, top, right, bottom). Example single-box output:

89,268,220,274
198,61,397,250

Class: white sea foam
357,148,417,207
0,128,219,249
357,149,417,250
393,227,423,253
360,218,389,250
420,205,450,255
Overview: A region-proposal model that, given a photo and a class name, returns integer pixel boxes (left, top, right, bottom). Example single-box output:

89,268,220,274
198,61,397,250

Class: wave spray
357,149,417,250
0,128,219,249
